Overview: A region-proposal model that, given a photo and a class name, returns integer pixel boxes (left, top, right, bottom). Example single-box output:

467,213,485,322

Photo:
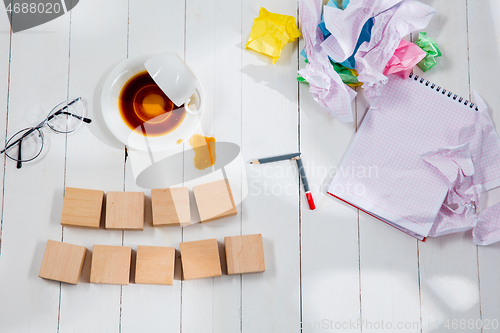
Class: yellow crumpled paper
246,7,301,64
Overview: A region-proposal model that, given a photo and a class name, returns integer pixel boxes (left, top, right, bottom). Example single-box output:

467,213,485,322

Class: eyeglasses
0,97,91,169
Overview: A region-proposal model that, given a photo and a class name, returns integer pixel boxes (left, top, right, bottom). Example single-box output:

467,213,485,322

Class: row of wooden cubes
61,179,236,229
39,234,265,285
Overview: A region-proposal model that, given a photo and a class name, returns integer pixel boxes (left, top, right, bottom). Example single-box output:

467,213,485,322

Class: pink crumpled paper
383,39,427,78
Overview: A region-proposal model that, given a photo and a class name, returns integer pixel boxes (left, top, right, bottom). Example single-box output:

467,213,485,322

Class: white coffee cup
145,52,202,116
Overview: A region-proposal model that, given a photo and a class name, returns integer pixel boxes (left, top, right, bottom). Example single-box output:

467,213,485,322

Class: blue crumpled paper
301,0,373,70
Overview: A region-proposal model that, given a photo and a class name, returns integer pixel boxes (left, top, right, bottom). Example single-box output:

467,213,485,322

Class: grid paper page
328,74,485,238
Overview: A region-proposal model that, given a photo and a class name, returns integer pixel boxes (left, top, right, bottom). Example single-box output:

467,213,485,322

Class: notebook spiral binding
408,72,479,111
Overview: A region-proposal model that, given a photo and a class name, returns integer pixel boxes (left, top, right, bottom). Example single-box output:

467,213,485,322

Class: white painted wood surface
469,0,500,331
412,2,482,333
0,8,70,333
0,0,500,332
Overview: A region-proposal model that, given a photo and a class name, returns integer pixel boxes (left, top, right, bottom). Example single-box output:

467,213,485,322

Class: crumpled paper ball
415,32,442,72
246,7,301,64
383,39,427,78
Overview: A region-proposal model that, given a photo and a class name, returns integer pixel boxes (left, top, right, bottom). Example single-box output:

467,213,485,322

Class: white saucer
101,54,203,152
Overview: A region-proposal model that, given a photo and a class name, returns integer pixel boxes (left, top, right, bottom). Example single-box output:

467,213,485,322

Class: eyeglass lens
4,127,44,163
1,97,89,168
46,98,86,133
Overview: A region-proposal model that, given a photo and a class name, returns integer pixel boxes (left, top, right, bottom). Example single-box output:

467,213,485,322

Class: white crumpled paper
474,203,500,246
321,0,404,62
298,0,356,122
422,144,481,237
299,0,435,120
354,0,435,102
421,93,500,244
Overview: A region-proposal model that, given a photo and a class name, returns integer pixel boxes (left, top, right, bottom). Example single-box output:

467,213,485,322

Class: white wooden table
1,0,500,332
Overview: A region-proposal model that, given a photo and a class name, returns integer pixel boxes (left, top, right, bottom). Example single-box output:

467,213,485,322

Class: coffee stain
118,71,186,137
189,134,216,170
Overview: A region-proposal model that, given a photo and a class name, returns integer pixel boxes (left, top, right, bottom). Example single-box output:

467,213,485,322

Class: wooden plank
353,22,419,333
180,0,243,331
468,0,500,209
58,0,128,331
299,36,361,333
358,213,421,333
411,1,481,332
468,0,500,329
0,11,70,333
355,49,422,333
120,0,185,332
0,0,10,257
121,184,182,333
241,0,301,331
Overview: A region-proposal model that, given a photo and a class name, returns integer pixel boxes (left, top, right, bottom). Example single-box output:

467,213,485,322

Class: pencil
249,152,301,164
249,152,316,210
296,156,315,210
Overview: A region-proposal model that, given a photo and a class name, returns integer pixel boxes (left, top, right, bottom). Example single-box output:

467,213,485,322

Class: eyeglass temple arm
0,127,37,154
16,138,22,169
46,98,92,124
60,111,92,123
46,110,91,123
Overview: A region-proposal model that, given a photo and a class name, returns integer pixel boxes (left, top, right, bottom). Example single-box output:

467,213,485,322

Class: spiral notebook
328,73,500,240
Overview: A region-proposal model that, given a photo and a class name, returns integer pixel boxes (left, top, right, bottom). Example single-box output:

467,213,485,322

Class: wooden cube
61,187,104,228
179,238,221,280
151,187,190,227
39,240,87,284
90,245,132,285
193,179,237,223
135,245,175,285
225,234,265,275
105,191,144,230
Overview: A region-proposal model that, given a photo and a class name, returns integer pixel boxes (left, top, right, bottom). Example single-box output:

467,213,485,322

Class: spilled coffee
118,71,186,137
